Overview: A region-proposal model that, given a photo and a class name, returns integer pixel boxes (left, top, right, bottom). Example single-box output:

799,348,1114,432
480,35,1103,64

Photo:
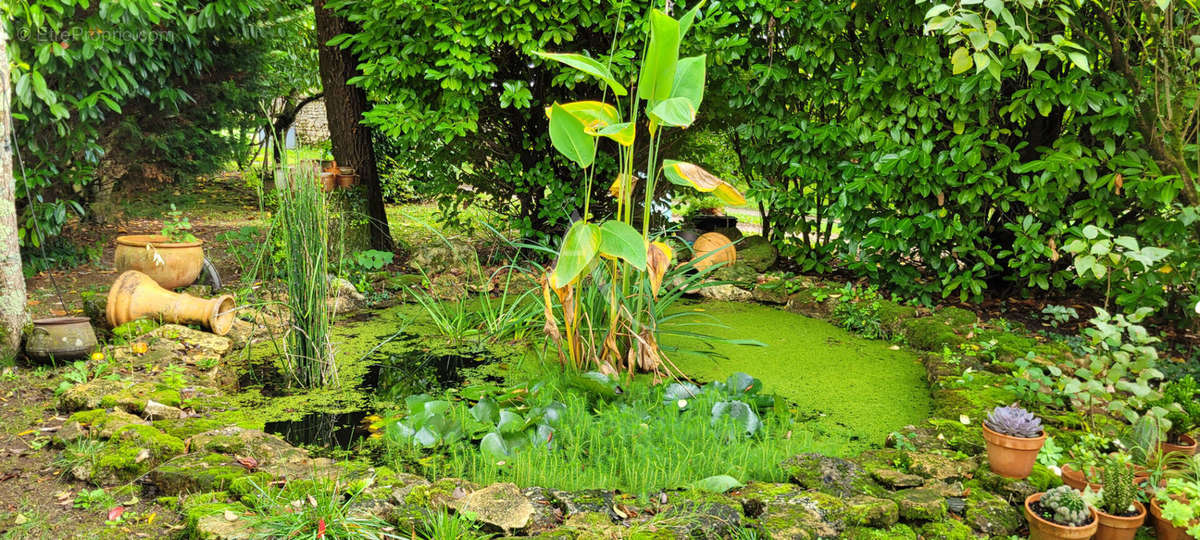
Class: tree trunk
0,25,29,360
313,0,394,251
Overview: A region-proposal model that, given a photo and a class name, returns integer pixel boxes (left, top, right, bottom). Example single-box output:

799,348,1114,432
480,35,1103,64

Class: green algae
663,301,932,452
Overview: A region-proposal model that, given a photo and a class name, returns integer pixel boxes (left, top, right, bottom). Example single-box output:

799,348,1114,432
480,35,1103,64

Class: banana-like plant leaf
550,221,601,288
598,220,648,271
647,241,673,296
649,97,698,128
671,55,706,111
548,103,597,168
609,173,635,199
534,51,628,96
678,0,706,38
661,160,746,205
547,100,621,132
636,9,680,104
595,122,635,147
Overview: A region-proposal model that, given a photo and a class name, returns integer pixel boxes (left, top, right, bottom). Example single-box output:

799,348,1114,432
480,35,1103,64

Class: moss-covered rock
153,417,225,440
917,519,978,539
148,452,270,496
91,424,185,483
843,524,918,539
403,477,478,508
781,453,884,497
845,496,899,528
655,500,744,539
906,452,976,482
58,379,126,411
901,317,966,352
877,300,919,336
181,492,255,540
888,486,948,522
964,489,1022,536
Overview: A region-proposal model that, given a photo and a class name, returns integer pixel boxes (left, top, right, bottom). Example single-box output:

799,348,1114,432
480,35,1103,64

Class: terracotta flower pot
320,172,337,192
106,270,236,335
335,173,359,188
983,423,1046,479
691,232,737,270
1150,497,1192,540
24,317,98,362
320,159,337,173
114,234,205,290
1061,464,1103,491
1094,500,1146,540
1161,434,1198,457
1025,493,1099,540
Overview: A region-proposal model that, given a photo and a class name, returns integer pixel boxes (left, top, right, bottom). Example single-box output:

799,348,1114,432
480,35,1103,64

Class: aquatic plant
277,164,336,388
985,404,1042,438
536,3,747,375
1040,485,1091,526
245,478,396,540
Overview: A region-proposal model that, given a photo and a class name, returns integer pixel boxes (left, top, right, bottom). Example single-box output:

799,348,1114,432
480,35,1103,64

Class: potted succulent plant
983,404,1046,479
1155,376,1200,456
1090,455,1147,540
1153,477,1200,540
113,204,205,289
1026,485,1099,540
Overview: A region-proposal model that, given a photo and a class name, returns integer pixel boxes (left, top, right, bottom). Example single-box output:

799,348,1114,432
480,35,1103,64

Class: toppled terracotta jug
107,270,236,335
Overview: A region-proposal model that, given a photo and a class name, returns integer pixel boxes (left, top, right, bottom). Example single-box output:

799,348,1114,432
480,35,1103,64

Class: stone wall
293,98,330,146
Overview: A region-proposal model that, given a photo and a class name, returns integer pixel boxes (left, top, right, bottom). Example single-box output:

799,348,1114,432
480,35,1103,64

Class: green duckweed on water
663,300,933,452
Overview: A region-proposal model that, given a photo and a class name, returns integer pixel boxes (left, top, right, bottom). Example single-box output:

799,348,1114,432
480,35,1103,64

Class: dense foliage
2,0,310,248
704,0,1198,321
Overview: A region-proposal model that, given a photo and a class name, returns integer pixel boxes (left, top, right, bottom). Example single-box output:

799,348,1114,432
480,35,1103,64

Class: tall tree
313,0,393,251
1,22,28,360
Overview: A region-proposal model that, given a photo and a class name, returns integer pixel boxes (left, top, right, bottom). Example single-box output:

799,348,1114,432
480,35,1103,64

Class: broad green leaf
689,475,744,493
598,220,647,271
470,398,499,425
671,55,706,110
1067,51,1091,73
711,400,761,436
548,103,597,168
637,9,681,104
534,51,627,96
678,0,705,38
951,47,972,74
550,221,601,287
549,101,621,134
595,122,635,146
480,432,510,457
661,160,746,205
649,97,697,127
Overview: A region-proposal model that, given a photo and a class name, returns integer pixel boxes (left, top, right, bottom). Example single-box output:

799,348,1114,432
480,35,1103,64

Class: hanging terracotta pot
1094,500,1146,540
106,270,236,335
24,317,98,362
691,232,737,270
114,235,205,290
982,423,1045,479
1025,493,1099,540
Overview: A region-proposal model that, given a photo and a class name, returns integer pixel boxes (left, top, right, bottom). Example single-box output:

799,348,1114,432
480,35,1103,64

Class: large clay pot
24,317,98,362
691,232,737,270
1151,497,1192,540
1025,493,1099,540
1161,434,1198,457
114,235,205,289
107,270,236,335
1094,500,1146,540
983,423,1046,479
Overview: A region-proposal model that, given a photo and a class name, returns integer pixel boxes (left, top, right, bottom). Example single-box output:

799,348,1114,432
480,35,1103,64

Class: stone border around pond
52,272,1077,539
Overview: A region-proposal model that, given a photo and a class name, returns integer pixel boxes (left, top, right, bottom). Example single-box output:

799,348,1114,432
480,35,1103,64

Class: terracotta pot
1151,497,1193,540
1025,493,1099,540
691,232,737,270
335,173,359,188
1161,434,1198,457
982,423,1046,479
24,317,98,362
336,166,354,175
1061,464,1103,491
106,270,236,335
114,234,205,290
320,159,337,173
1094,500,1146,540
320,172,336,192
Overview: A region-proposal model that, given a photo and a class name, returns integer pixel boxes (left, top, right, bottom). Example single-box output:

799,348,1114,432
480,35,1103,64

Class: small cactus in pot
982,404,1046,479
1025,485,1098,540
